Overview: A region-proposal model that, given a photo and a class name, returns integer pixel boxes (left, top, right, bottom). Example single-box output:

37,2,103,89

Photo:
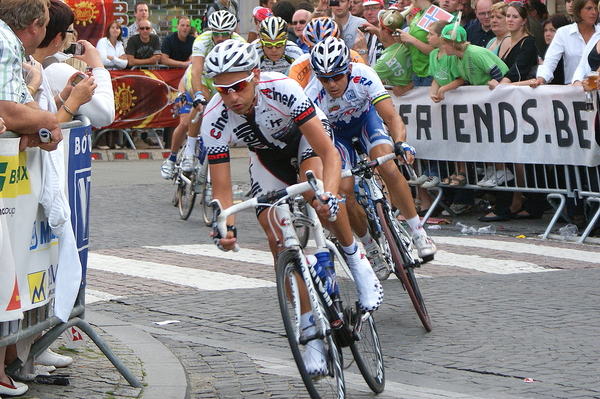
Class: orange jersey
287,49,366,89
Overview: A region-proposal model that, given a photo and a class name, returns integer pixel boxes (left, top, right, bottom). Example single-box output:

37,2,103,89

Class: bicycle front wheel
177,175,196,220
334,261,385,393
276,250,345,399
201,179,213,227
376,203,432,332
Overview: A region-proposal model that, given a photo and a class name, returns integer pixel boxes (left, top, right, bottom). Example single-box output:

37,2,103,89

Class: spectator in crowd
248,6,273,43
440,0,462,17
396,0,437,86
125,3,156,46
466,0,495,48
351,0,365,18
460,0,476,29
288,17,366,89
372,8,413,96
353,0,385,65
205,0,240,33
536,0,599,86
125,19,161,67
486,2,511,57
292,8,311,53
272,0,299,43
429,21,462,104
0,0,62,152
161,16,194,68
314,0,367,48
566,0,575,21
255,16,303,73
96,20,128,69
527,0,548,24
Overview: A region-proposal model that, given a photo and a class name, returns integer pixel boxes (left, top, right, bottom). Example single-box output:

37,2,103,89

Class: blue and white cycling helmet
208,9,237,32
310,37,350,76
302,17,339,47
205,40,260,78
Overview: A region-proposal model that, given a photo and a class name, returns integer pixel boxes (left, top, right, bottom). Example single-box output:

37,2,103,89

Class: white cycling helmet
310,37,350,76
205,40,260,78
208,9,237,32
259,16,288,41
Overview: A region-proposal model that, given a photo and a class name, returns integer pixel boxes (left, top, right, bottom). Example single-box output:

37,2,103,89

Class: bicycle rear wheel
334,258,385,393
177,175,196,220
276,250,345,399
376,203,432,332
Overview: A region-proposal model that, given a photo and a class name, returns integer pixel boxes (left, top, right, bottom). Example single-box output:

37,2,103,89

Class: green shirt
457,44,508,85
373,43,412,86
428,49,460,86
407,9,431,78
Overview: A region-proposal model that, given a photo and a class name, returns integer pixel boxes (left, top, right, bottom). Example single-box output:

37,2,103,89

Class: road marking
146,244,274,266
433,236,598,264
88,253,275,290
86,289,123,304
430,250,554,274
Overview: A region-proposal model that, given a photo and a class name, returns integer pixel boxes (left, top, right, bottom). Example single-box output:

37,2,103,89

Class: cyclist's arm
191,56,209,107
299,117,342,196
373,97,413,164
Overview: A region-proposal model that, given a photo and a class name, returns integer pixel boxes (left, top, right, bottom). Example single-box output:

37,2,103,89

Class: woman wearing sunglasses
255,16,303,74
203,42,384,370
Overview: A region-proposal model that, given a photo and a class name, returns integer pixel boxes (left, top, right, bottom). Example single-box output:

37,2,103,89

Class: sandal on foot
449,172,467,187
441,174,457,185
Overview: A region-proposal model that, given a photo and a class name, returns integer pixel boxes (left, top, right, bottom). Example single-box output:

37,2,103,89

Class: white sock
185,136,197,156
406,215,422,233
341,240,362,266
301,311,314,330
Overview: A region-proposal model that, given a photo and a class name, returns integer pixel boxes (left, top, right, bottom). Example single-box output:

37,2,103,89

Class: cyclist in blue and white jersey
306,37,437,280
254,16,304,74
203,40,383,375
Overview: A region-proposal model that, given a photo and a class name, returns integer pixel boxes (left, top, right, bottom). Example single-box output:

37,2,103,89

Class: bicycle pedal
420,255,434,264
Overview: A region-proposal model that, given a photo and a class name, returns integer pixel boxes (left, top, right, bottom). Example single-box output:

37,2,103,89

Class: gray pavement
15,149,600,399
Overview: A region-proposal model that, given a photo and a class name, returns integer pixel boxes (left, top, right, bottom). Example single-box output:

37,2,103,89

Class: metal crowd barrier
413,159,600,243
0,119,141,387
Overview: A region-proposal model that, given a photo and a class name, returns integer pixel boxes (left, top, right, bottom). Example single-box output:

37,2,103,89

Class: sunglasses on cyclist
214,72,255,94
262,39,286,48
292,20,307,25
212,31,231,37
316,70,348,83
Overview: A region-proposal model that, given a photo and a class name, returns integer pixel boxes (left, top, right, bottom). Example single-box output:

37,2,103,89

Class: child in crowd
428,20,462,103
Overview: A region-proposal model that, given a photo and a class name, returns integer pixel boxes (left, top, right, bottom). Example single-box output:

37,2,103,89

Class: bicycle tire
177,175,196,220
334,257,385,393
376,202,432,332
276,249,346,399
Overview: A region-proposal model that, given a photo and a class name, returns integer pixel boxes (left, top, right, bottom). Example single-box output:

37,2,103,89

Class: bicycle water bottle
314,248,339,296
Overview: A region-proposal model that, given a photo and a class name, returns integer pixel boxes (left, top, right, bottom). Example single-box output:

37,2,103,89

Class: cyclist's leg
297,138,382,312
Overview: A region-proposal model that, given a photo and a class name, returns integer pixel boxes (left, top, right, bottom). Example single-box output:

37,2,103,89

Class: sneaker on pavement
480,169,514,188
302,326,327,377
441,203,472,217
349,254,384,311
0,377,28,396
408,174,429,185
181,154,195,173
421,175,440,189
412,228,437,259
132,137,149,149
161,159,176,179
9,365,55,382
365,244,390,281
477,166,496,186
36,348,73,368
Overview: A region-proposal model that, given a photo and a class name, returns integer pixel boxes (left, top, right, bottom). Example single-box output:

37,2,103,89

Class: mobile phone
358,26,367,32
71,72,86,86
329,0,340,6
39,128,52,143
64,42,85,56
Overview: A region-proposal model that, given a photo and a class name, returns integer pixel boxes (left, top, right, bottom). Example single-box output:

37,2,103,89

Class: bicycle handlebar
341,152,396,179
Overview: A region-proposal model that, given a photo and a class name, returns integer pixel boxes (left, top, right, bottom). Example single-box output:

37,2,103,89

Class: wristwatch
358,49,367,55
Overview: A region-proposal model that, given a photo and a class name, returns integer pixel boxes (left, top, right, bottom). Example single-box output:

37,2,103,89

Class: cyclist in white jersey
203,40,383,375
180,10,246,173
254,16,304,74
306,37,437,280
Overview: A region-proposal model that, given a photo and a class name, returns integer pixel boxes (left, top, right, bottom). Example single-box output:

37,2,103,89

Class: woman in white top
96,20,128,70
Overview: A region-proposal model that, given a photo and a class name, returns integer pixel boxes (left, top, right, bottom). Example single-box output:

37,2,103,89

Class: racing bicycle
346,139,432,332
212,171,385,398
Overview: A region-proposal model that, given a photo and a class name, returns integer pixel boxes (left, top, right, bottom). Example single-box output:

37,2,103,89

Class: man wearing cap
352,0,385,65
248,6,273,42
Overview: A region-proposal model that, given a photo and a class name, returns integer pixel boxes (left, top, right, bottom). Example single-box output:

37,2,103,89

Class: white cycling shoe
412,228,437,259
160,159,175,179
303,338,327,377
350,254,384,312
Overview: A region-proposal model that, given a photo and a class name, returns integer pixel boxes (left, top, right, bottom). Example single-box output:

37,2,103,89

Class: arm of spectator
434,78,465,102
312,0,332,18
22,58,43,95
77,68,115,127
353,32,369,64
126,54,161,66
0,100,62,151
397,30,435,55
429,79,441,102
392,81,413,97
96,38,114,68
161,52,190,68
56,74,95,124
74,40,103,69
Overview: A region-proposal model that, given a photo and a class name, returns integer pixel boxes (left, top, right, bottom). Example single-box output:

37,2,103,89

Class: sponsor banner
390,85,600,167
106,68,185,130
65,0,115,47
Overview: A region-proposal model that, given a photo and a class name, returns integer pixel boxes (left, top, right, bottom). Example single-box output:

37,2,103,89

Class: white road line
430,250,554,274
85,289,123,304
88,253,275,290
146,244,274,266
433,236,598,264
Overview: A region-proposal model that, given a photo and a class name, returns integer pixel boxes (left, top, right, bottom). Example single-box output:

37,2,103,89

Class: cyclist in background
254,16,304,74
306,37,437,280
203,40,383,375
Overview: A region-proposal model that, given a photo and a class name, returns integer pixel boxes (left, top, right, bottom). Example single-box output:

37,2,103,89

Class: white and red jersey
305,62,390,131
201,71,327,164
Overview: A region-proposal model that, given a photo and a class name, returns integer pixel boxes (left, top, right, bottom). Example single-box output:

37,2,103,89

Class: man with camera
314,0,366,48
